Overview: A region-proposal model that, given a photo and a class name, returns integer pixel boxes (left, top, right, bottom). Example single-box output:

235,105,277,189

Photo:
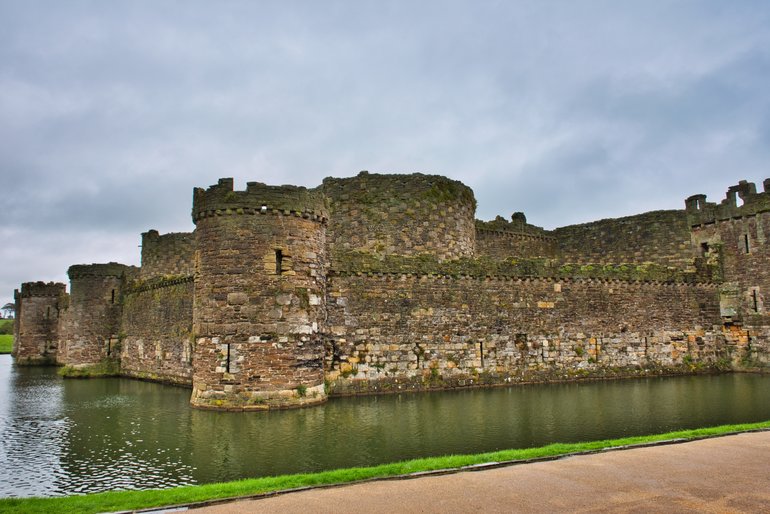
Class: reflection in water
1,354,769,498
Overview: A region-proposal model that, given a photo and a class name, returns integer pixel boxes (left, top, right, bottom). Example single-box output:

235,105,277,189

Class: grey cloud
2,0,770,303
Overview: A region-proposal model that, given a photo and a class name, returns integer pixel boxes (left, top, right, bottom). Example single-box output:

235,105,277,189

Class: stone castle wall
120,277,194,385
12,174,770,410
325,273,723,394
324,172,477,262
553,210,693,267
140,230,195,279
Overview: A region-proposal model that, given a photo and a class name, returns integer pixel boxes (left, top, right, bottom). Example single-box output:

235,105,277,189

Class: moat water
1,355,770,498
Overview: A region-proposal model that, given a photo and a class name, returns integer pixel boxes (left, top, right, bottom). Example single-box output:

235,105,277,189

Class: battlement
68,263,139,280
686,179,770,226
17,282,66,298
191,178,328,224
475,213,554,239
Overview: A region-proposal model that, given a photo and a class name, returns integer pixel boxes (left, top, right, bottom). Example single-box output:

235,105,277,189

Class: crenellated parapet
686,179,770,226
475,213,557,259
18,281,67,298
192,178,328,224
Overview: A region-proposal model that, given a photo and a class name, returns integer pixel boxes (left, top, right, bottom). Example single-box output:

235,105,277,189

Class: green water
1,354,769,498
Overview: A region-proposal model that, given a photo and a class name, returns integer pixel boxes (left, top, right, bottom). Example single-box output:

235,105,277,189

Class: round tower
191,178,328,410
322,171,477,261
13,282,66,365
58,263,138,367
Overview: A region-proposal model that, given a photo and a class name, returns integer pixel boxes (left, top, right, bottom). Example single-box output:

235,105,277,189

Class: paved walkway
188,431,770,513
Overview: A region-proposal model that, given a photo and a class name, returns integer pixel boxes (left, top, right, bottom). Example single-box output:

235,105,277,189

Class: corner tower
191,178,328,409
13,282,66,365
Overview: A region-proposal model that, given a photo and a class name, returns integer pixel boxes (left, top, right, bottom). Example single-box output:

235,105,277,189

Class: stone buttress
190,178,328,409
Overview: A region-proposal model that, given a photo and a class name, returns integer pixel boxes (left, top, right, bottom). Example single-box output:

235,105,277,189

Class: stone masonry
12,172,770,410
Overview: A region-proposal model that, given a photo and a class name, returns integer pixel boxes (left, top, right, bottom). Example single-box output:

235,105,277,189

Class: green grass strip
2,420,769,514
0,335,13,354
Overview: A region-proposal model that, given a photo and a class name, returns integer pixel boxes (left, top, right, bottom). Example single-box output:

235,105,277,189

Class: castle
12,172,770,410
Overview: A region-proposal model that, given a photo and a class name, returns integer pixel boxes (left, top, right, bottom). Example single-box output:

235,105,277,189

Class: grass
0,335,12,354
0,320,12,353
58,359,120,378
1,420,768,514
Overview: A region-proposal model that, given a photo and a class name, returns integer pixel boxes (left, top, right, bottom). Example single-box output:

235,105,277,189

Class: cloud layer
1,0,769,303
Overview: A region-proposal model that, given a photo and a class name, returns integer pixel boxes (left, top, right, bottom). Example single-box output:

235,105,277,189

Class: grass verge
0,334,12,354
1,420,768,514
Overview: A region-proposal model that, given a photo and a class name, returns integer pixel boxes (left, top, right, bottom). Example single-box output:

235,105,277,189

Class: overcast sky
1,0,769,306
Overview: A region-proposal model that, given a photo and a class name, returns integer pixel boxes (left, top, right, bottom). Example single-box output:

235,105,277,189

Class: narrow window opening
225,343,231,373
744,234,750,254
110,289,116,304
106,339,111,357
275,249,283,275
752,289,759,313
700,242,709,256
479,341,484,368
46,306,51,319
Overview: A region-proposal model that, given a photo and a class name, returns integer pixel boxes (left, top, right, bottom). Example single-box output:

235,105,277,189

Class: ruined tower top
685,178,770,226
191,178,328,224
16,282,66,298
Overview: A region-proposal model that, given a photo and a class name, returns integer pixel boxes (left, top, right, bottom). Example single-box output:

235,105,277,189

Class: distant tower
13,282,66,365
58,263,137,367
190,178,329,409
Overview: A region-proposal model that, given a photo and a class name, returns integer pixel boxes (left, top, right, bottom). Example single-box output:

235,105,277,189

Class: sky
1,0,769,306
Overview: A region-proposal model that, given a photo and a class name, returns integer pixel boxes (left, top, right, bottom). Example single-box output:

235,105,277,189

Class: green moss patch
58,359,120,378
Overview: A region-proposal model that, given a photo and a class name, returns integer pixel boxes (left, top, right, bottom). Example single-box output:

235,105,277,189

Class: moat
1,355,769,498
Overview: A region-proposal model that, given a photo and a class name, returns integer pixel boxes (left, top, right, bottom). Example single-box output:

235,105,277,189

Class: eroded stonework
12,172,770,409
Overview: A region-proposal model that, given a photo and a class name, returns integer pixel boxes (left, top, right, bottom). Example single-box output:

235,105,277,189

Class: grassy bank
0,319,12,353
1,421,768,514
58,359,120,378
0,335,12,354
